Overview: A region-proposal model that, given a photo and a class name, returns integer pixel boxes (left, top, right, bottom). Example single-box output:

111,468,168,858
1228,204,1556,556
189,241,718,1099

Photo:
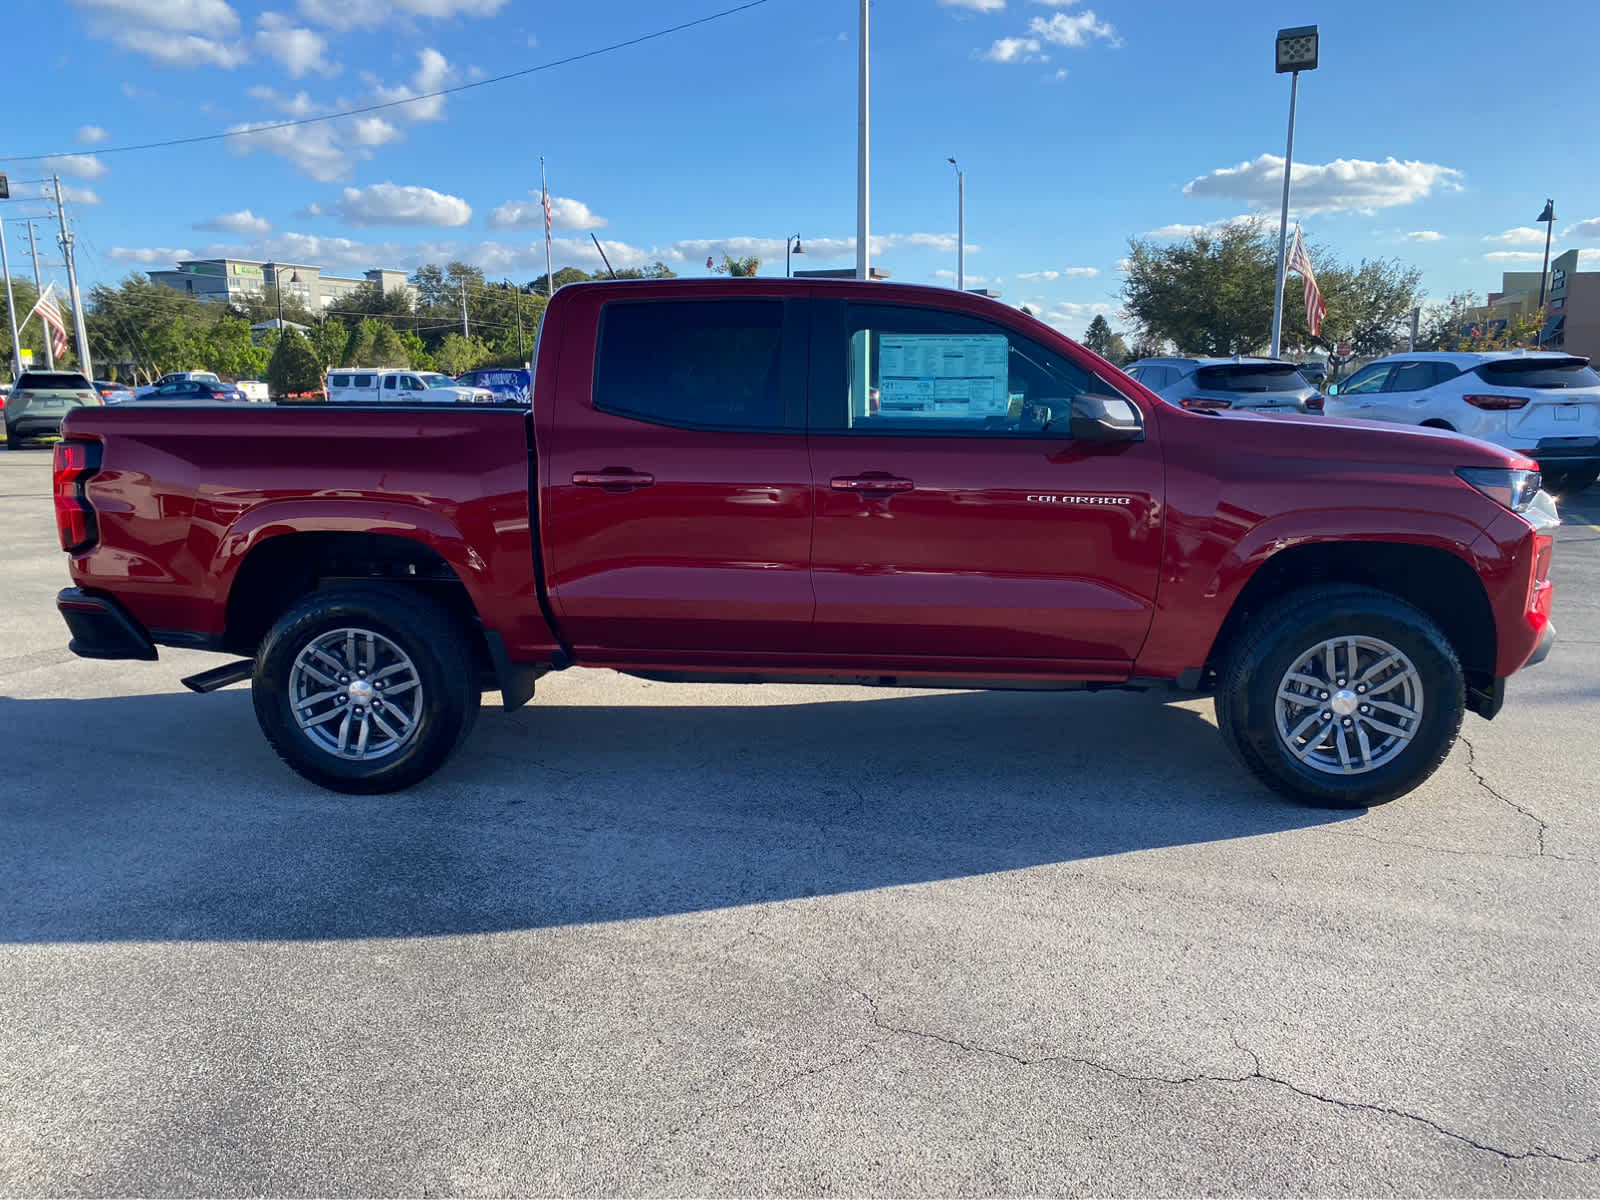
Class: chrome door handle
573,470,655,491
830,474,914,492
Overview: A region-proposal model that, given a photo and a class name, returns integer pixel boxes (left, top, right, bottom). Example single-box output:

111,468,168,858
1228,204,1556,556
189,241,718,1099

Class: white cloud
255,12,332,77
1143,215,1260,240
296,0,506,31
1114,257,1132,273
1483,251,1544,264
247,85,319,116
108,246,193,264
55,184,103,206
75,125,110,144
931,269,990,283
1405,230,1444,242
1482,226,1547,246
1029,9,1118,46
70,0,240,34
226,119,355,182
1063,266,1098,277
981,36,1044,62
336,183,472,228
1564,218,1600,239
941,0,1006,9
41,154,110,180
350,117,401,146
367,47,452,122
1182,155,1463,216
116,29,248,67
1018,270,1059,281
296,202,326,218
485,194,609,233
194,209,273,234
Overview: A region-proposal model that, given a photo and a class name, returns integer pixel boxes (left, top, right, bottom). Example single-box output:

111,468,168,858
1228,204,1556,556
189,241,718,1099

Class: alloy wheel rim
1274,635,1424,776
288,627,424,761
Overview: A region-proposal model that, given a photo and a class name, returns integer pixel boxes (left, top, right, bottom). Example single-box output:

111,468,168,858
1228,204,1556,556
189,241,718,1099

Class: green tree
434,332,489,375
1122,220,1277,356
370,324,407,367
1082,315,1132,363
202,315,261,379
310,319,348,370
398,329,434,370
342,318,380,367
268,327,324,399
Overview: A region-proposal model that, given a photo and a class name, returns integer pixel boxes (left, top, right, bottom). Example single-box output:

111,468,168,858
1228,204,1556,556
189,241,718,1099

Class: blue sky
3,0,1598,338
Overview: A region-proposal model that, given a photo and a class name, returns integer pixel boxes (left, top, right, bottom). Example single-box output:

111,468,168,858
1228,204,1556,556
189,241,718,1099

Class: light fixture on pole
1536,199,1556,309
948,156,964,291
272,265,301,330
1269,24,1318,360
786,234,805,278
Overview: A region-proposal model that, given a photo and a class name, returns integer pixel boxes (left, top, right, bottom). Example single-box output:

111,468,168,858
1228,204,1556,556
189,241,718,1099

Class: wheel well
223,532,494,681
1420,419,1455,430
1207,541,1496,689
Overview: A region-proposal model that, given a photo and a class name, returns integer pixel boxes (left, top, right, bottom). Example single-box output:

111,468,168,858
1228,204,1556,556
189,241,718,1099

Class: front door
806,299,1165,675
544,291,815,661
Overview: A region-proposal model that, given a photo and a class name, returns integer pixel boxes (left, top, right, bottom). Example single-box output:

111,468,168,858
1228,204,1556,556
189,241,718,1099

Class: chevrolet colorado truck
52,278,1558,806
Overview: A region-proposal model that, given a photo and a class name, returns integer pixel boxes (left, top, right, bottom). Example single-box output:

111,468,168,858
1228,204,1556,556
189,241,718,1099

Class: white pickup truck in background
325,369,495,404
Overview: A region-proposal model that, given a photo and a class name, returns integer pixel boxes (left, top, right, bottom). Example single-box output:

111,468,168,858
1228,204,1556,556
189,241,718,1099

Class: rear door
544,291,815,659
805,299,1164,673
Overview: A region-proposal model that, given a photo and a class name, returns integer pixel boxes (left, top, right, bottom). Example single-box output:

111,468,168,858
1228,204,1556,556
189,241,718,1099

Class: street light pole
0,221,21,381
786,235,804,278
1536,199,1556,310
948,157,964,290
856,0,870,281
1269,25,1318,360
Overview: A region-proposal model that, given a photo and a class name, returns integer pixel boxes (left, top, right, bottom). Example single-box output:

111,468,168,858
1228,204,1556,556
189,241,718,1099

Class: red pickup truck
52,278,1558,807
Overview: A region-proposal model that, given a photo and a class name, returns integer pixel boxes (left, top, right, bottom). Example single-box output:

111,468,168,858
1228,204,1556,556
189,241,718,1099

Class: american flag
29,283,70,361
1287,225,1326,337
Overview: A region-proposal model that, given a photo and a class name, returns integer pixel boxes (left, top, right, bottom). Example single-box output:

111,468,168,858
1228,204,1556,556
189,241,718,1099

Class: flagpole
0,220,22,381
25,221,53,370
55,176,93,380
541,157,553,300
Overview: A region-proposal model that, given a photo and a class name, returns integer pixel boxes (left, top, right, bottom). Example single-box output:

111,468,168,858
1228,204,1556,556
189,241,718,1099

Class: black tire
1214,584,1464,809
1544,466,1598,497
4,426,23,449
252,583,481,794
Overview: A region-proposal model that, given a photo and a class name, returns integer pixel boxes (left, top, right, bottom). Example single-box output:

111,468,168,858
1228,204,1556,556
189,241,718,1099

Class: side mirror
1325,382,1338,395
1069,393,1145,442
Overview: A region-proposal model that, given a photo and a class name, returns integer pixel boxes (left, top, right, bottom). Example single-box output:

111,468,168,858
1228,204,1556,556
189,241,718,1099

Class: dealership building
148,259,415,312
1468,248,1596,359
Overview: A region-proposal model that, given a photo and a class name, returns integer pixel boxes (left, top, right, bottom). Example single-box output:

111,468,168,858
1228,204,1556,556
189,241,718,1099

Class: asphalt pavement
1,446,1597,1196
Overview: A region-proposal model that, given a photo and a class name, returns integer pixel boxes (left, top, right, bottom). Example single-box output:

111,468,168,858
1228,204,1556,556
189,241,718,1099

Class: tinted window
1338,364,1391,395
383,376,398,389
19,373,91,389
829,303,1098,435
1476,359,1600,389
353,374,376,388
1193,364,1308,393
1143,366,1174,389
1386,361,1436,393
329,374,351,388
595,300,787,430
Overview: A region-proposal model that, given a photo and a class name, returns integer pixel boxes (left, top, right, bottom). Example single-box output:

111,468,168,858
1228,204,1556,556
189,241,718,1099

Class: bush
268,327,325,401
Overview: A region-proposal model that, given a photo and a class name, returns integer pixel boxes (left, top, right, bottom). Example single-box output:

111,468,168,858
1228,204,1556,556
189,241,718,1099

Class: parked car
1123,356,1325,414
326,368,496,404
1296,361,1329,388
55,278,1555,809
454,366,532,406
134,379,249,403
132,371,223,400
5,370,103,448
94,380,135,404
1326,351,1600,496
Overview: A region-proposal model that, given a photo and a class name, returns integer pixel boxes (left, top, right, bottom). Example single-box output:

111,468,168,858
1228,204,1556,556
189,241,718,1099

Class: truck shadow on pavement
0,686,1356,943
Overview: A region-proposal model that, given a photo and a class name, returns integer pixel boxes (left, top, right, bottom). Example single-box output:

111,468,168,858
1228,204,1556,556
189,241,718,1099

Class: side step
181,660,255,693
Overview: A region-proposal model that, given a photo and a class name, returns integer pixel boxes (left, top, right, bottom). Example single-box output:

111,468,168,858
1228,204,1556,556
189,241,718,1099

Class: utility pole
1,219,22,381
460,280,469,339
54,176,93,379
508,279,525,364
25,221,52,369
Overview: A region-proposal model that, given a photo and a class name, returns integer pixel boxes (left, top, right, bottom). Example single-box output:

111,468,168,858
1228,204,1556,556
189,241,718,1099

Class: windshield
421,374,459,389
1193,364,1310,393
193,372,221,383
1475,359,1600,389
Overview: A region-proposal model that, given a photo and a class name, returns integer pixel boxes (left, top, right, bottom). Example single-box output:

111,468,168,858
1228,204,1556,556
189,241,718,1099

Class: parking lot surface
2,446,1597,1196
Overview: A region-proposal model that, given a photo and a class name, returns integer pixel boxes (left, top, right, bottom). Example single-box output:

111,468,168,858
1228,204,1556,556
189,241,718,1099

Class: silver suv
4,371,103,449
1124,356,1325,414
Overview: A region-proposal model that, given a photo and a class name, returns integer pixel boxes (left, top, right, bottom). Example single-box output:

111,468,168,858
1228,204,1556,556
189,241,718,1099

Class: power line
0,0,777,165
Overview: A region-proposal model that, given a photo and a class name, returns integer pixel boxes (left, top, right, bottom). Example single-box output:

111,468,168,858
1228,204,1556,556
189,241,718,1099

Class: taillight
1304,394,1325,411
53,439,103,554
1180,397,1233,411
1463,394,1529,410
1527,533,1555,635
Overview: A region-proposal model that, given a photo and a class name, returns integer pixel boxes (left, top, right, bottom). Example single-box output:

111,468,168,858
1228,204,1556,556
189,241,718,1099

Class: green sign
231,263,263,278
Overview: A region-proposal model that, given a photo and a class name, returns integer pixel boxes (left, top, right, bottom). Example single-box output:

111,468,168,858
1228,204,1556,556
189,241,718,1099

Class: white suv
1327,350,1600,495
326,369,495,405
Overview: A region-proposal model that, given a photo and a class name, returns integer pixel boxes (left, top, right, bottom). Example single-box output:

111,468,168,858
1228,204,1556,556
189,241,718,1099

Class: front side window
832,303,1098,435
1338,364,1391,395
594,299,788,431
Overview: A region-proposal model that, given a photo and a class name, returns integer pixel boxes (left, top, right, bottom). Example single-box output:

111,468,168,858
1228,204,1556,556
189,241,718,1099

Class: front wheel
252,584,480,794
1215,585,1464,808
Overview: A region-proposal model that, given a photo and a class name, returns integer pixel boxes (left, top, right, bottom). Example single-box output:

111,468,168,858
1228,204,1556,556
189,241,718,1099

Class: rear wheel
1215,585,1464,808
4,425,22,449
1543,466,1599,497
252,583,480,794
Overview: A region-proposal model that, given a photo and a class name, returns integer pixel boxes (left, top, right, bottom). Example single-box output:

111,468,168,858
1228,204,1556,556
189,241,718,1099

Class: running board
181,660,255,693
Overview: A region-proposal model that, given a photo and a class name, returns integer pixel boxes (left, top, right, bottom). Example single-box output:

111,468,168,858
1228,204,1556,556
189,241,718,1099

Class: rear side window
1194,365,1308,393
19,373,91,389
1475,359,1600,389
329,374,351,388
1386,361,1437,393
595,300,788,431
354,374,376,388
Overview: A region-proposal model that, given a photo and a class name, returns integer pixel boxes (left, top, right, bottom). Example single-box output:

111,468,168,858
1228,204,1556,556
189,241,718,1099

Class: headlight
1457,467,1542,513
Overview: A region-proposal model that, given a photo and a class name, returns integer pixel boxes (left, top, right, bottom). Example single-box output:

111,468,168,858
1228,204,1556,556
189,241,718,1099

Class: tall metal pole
460,281,469,338
54,176,92,379
0,221,22,381
956,165,965,291
541,157,553,299
25,221,52,370
856,0,870,281
1269,71,1300,360
509,279,525,363
1537,200,1555,310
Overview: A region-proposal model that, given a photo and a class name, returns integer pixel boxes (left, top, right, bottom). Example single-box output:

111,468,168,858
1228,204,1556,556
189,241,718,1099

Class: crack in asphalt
1460,735,1551,857
845,985,1598,1167
1315,826,1595,865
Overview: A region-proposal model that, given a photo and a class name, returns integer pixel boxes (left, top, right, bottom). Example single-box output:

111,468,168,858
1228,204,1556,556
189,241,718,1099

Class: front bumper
1525,619,1556,668
57,588,158,661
